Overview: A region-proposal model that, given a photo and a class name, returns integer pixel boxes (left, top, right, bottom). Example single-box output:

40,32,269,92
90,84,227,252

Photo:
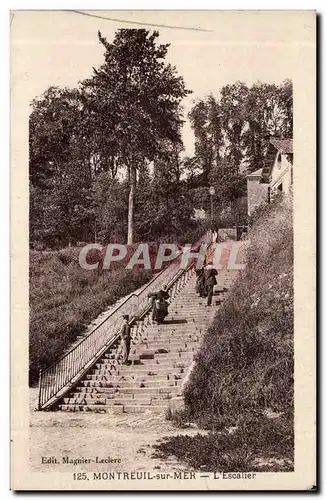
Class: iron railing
38,230,212,410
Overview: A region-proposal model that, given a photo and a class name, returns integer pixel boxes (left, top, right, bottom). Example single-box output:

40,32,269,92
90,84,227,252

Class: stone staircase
58,267,239,414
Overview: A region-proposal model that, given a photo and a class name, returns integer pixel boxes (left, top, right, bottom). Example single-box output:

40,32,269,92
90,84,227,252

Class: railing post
38,368,43,410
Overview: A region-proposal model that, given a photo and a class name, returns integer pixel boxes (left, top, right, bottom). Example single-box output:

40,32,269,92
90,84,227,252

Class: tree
82,29,191,244
29,86,96,246
242,81,293,172
219,82,248,168
92,173,129,243
188,94,223,185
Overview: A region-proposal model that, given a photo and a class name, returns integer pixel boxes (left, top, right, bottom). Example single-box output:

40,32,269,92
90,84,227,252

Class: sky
11,10,313,155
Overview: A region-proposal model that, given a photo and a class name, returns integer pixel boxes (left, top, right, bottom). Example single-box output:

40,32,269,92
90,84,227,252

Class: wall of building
247,177,268,216
270,154,292,194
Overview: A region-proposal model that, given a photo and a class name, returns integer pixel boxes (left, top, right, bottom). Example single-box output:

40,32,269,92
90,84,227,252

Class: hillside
154,197,294,472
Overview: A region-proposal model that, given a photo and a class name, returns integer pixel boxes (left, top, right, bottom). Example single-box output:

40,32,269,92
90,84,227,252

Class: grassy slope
154,198,294,472
29,247,152,384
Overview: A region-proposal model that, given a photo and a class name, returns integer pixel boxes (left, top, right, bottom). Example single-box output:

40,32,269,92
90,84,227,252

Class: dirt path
29,389,205,473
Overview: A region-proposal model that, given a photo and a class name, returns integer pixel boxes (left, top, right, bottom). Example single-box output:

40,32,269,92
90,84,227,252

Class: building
247,137,293,216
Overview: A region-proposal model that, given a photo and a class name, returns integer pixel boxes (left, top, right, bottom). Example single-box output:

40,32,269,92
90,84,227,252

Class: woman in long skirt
195,268,206,297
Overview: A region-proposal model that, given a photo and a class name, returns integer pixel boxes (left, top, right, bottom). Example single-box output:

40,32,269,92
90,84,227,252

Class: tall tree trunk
127,166,136,244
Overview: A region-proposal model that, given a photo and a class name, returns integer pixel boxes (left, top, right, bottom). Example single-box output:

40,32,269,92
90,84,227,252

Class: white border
4,2,322,499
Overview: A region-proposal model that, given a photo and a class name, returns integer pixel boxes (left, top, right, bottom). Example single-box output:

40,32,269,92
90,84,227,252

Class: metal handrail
38,230,212,410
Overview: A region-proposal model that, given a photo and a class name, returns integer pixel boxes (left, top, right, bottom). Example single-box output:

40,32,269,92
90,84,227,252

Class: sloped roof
270,138,293,154
247,168,263,178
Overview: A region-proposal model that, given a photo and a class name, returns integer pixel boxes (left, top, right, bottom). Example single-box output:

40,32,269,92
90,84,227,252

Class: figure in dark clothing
157,285,170,302
195,268,206,297
120,314,131,364
148,285,170,323
204,267,218,306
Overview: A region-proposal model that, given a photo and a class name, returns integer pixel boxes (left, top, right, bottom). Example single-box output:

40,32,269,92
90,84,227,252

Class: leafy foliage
185,80,293,217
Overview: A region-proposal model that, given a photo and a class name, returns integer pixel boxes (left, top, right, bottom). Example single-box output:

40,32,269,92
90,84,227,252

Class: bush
214,197,248,228
153,413,293,472
184,196,293,419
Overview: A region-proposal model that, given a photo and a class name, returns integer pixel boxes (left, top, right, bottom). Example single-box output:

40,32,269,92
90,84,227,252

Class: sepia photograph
10,10,316,491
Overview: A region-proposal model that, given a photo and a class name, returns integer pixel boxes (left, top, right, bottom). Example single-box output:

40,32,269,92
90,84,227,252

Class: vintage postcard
10,10,316,491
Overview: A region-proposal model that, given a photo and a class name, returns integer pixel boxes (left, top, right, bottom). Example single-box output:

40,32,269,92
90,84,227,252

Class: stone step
134,348,196,357
167,310,220,315
171,302,209,305
172,294,228,300
138,331,200,339
152,308,213,313
103,352,194,363
132,347,196,357
124,404,170,414
129,358,191,368
177,288,231,294
109,378,184,387
76,386,180,395
145,321,211,328
175,297,216,305
65,392,174,405
142,327,207,335
92,365,186,376
64,396,152,405
141,340,203,348
141,346,197,355
58,404,170,414
171,297,226,302
132,343,196,352
154,352,195,361
98,357,193,369
117,365,186,374
86,370,184,380
105,342,198,356
136,338,199,346
141,333,200,341
168,309,221,315
102,364,189,376
81,379,181,388
84,372,178,382
58,404,125,413
168,303,214,308
85,377,181,386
